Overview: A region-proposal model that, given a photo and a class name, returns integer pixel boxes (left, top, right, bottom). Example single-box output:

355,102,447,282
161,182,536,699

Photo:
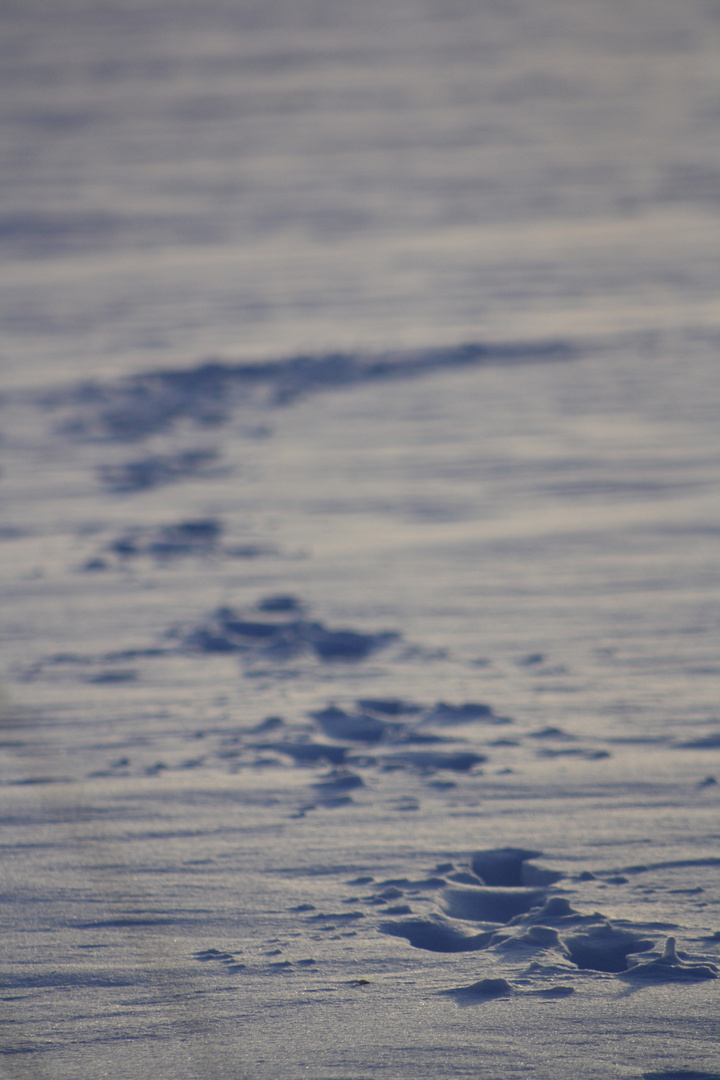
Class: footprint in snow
620,937,718,982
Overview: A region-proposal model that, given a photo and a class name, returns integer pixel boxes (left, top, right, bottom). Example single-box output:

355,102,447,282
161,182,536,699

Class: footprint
442,885,547,923
380,915,496,953
471,848,565,887
620,938,718,982
563,923,654,973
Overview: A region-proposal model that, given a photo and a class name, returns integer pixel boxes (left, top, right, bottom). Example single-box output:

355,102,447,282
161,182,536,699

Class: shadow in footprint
443,885,547,924
472,847,563,887
380,915,497,953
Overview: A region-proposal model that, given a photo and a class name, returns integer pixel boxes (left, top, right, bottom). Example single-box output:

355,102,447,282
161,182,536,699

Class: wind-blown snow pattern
0,1,718,1078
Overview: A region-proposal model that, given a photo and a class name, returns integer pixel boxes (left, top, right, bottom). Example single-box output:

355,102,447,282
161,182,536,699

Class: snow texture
0,1,718,1077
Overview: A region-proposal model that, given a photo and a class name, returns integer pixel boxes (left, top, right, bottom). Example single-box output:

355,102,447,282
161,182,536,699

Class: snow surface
0,2,719,1078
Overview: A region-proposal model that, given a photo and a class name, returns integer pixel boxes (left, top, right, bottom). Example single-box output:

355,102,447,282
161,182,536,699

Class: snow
1,1,719,1078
